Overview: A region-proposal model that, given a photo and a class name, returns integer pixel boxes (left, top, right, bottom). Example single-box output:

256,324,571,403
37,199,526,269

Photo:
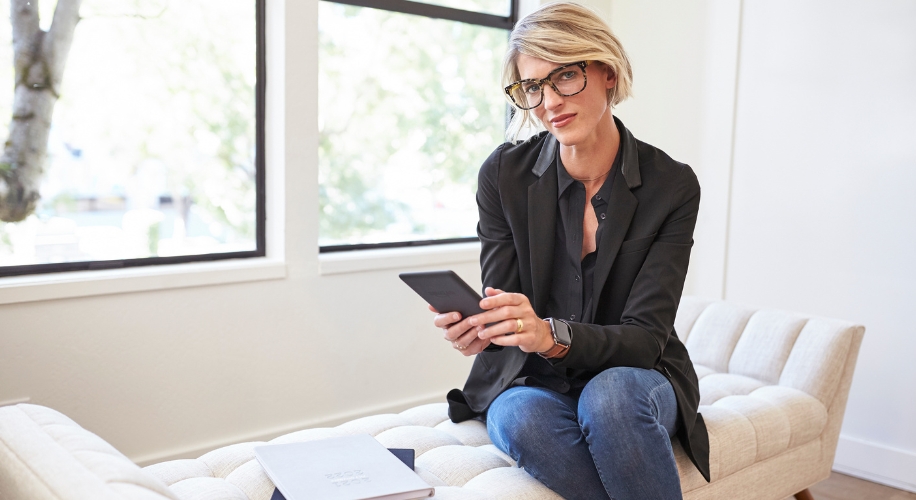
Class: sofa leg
794,489,814,500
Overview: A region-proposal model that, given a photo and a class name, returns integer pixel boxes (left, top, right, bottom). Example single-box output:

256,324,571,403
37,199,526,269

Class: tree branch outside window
0,0,82,222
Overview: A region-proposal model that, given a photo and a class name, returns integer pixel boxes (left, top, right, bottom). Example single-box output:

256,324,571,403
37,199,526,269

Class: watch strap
538,341,570,359
538,318,571,359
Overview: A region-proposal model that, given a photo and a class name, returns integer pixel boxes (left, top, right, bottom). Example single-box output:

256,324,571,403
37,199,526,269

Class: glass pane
318,2,508,246
412,0,511,17
0,0,257,268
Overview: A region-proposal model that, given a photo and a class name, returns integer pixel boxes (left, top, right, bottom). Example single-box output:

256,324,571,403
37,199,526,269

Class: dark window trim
0,0,267,279
319,0,516,254
321,236,479,253
328,0,517,30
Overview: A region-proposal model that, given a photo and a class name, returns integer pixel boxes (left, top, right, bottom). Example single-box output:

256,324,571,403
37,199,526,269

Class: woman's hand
431,305,492,356
469,287,555,353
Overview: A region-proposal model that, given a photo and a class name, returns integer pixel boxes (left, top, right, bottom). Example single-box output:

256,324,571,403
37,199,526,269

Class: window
318,0,517,251
0,0,265,277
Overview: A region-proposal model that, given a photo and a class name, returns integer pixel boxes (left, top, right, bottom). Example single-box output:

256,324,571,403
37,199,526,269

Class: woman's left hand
469,287,555,353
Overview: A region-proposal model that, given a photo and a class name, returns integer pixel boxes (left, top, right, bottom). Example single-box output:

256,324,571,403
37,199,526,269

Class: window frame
0,0,268,278
317,0,518,254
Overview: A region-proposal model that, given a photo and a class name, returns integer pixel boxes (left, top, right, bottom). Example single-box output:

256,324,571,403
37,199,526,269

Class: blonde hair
503,2,633,141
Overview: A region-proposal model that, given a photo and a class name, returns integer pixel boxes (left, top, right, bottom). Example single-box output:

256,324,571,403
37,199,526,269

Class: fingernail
481,300,489,308
469,318,477,326
453,313,460,321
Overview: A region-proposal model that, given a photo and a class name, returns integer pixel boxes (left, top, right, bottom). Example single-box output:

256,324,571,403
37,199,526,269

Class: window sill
319,241,480,275
0,258,287,305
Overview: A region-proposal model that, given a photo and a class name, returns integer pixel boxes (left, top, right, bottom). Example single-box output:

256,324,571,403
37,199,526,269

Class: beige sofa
0,297,865,499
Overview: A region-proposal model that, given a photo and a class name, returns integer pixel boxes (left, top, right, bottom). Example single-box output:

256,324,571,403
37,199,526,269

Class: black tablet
399,270,485,320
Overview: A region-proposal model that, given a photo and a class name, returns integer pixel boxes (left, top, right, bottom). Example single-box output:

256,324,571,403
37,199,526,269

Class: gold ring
455,343,466,350
516,318,524,333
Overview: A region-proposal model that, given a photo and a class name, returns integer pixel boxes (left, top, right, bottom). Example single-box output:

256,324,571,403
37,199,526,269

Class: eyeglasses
504,61,592,110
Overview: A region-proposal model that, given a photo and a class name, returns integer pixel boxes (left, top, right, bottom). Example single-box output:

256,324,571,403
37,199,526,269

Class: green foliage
318,3,508,245
0,0,258,265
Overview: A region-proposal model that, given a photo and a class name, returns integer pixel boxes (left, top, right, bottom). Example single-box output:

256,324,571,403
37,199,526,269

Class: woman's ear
604,65,618,90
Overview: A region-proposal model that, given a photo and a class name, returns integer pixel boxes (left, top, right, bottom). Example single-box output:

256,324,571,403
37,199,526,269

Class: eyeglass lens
511,64,586,109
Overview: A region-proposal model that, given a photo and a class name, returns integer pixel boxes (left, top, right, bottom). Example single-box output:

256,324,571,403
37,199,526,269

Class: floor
808,472,916,500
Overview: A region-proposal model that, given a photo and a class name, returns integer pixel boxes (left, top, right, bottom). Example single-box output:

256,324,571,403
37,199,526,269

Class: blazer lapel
528,136,558,315
592,120,641,304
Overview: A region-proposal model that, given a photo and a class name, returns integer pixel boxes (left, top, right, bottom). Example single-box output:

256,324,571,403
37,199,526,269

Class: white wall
0,0,479,466
609,0,916,491
726,0,916,491
609,0,740,300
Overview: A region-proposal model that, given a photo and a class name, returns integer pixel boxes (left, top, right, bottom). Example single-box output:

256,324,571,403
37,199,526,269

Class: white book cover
254,434,435,500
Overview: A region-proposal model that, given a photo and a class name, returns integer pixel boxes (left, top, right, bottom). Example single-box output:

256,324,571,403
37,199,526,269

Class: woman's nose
542,85,564,109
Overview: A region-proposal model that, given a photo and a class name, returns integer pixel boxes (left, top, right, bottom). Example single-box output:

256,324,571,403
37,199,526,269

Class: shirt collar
555,135,623,201
531,116,642,190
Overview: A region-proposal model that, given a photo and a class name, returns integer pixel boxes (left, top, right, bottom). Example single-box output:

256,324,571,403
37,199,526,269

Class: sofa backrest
675,296,865,408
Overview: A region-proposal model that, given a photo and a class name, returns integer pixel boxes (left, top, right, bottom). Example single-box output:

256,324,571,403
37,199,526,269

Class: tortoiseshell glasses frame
504,60,592,110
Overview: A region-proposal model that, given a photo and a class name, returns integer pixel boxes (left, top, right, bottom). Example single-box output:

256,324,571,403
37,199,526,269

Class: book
269,448,417,500
255,435,434,500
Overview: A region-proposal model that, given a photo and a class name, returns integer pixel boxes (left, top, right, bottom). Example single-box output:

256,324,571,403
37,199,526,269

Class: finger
488,330,536,349
457,336,491,356
433,311,463,329
444,317,475,342
428,304,439,313
480,292,527,310
455,328,482,348
468,305,529,329
484,287,504,297
477,317,528,340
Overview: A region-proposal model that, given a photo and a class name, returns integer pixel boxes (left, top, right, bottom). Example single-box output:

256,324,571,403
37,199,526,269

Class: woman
432,3,710,499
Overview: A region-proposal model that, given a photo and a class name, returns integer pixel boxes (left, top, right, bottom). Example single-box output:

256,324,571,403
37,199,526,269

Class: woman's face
515,54,617,147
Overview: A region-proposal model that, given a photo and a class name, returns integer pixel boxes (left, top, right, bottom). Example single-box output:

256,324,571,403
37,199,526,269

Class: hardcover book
255,435,434,500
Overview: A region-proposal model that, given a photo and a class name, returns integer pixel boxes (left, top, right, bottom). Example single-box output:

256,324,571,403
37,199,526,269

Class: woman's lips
550,113,575,128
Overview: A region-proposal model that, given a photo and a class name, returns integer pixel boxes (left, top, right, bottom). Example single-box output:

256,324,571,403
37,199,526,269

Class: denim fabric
486,367,681,500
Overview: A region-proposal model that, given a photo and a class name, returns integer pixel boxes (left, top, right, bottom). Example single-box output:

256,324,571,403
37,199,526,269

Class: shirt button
575,275,580,282
595,195,602,201
570,314,576,320
600,213,606,220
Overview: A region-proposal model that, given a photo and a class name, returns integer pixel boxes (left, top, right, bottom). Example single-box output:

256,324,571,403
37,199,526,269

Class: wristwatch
538,318,572,359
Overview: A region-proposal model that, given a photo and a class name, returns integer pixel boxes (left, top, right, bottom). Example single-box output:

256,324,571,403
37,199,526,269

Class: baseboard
132,391,446,467
833,434,916,493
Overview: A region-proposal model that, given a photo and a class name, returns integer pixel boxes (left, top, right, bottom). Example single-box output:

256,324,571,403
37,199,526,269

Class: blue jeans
486,367,681,500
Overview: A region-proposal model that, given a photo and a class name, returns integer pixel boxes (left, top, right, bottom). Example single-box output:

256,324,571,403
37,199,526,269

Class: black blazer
446,117,711,481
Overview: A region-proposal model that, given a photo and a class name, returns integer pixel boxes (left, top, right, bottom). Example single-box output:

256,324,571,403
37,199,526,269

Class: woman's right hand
430,305,492,356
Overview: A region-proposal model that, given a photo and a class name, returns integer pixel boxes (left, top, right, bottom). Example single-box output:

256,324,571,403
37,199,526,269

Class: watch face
552,318,572,345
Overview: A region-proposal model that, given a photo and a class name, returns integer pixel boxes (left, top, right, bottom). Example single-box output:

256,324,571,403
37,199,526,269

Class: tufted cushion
0,404,177,500
779,318,857,406
673,296,717,343
144,403,553,500
684,302,755,373
728,310,808,384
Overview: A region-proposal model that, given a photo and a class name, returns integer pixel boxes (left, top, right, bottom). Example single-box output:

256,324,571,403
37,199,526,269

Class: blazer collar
531,116,642,190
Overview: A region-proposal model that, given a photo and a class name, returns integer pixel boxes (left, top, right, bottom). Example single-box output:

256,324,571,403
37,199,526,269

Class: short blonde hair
503,2,633,141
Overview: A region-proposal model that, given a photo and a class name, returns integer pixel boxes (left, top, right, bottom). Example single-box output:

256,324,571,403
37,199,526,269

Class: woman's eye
523,83,541,95
559,71,577,80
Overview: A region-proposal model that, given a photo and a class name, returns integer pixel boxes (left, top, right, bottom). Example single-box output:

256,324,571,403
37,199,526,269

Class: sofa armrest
0,404,177,500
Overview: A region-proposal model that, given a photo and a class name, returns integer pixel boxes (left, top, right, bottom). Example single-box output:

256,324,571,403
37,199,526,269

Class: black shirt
512,141,622,393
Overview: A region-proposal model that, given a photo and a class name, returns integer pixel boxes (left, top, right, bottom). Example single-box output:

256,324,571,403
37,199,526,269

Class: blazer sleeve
553,164,701,372
476,144,521,296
